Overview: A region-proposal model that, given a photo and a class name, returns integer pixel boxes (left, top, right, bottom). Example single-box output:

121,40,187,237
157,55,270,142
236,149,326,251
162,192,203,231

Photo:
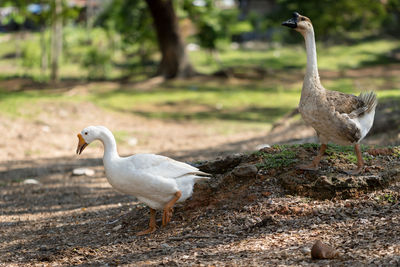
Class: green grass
88,81,299,123
0,33,399,131
378,193,398,203
190,39,400,74
255,146,297,169
0,89,67,118
0,77,399,131
1,29,398,80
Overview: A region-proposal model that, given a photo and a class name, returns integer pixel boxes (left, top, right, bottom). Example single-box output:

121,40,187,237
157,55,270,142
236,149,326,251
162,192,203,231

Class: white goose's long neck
98,129,119,162
303,28,321,87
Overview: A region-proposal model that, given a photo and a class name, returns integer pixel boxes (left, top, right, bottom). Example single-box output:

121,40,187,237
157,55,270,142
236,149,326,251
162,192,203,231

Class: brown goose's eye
301,18,305,21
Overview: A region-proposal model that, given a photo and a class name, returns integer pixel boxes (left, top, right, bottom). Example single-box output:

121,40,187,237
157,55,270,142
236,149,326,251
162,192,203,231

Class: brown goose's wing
332,112,362,143
325,90,364,114
324,91,363,143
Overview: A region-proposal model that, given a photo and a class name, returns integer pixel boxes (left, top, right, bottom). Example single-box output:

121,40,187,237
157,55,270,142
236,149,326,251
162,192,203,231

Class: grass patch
378,193,398,204
255,146,297,169
0,89,68,118
325,144,372,163
0,36,398,132
88,79,300,124
0,79,399,132
190,39,400,74
1,30,398,80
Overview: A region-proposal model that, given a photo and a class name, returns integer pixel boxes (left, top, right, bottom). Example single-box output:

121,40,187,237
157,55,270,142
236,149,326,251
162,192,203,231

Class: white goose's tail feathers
176,170,212,181
359,91,378,114
192,171,212,181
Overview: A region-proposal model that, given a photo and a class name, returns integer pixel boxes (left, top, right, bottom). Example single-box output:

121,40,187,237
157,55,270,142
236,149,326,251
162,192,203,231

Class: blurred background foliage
0,0,399,147
0,0,398,81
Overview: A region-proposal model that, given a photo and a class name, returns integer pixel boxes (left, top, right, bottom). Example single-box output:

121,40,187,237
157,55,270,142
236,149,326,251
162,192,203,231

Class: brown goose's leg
298,144,327,171
162,191,182,227
136,208,157,235
345,143,364,175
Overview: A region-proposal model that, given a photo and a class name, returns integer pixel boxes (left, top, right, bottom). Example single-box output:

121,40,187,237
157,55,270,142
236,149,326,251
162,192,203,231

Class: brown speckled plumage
325,90,363,114
282,12,378,174
287,13,377,146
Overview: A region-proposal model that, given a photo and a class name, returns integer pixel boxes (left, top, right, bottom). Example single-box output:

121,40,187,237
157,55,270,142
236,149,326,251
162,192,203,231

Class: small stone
256,144,271,150
23,179,40,185
72,168,95,176
311,240,338,259
128,137,138,146
113,225,122,231
161,243,171,249
39,245,48,251
301,247,311,254
41,126,51,133
316,175,333,187
232,164,258,179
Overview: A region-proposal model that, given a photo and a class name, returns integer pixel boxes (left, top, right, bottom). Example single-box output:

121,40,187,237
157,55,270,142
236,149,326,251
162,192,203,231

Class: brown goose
282,12,377,174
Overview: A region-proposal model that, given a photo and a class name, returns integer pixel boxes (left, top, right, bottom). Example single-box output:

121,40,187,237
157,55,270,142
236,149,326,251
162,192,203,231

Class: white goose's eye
84,132,88,135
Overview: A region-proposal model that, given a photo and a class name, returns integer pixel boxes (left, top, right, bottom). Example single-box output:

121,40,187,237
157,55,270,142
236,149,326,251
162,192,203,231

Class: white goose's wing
127,154,210,179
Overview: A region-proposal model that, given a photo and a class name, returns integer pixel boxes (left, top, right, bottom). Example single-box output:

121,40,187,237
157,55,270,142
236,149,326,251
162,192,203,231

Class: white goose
282,12,378,174
76,126,210,235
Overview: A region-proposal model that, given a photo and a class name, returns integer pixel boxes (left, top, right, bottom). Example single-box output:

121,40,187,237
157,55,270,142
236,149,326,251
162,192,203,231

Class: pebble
256,144,271,150
41,126,50,133
23,179,40,185
128,137,138,146
72,168,95,176
39,245,48,251
311,240,338,259
113,225,122,231
161,243,171,249
232,164,258,178
301,247,311,254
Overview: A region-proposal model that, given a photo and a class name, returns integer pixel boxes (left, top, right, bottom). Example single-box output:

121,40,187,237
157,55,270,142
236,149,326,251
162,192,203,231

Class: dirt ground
1,71,400,266
1,144,399,266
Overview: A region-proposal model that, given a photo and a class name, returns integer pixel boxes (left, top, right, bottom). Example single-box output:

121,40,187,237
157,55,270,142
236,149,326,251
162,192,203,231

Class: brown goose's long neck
303,28,321,87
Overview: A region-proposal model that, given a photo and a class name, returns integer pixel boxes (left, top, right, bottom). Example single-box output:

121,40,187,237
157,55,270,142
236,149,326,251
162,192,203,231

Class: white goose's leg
345,143,364,175
137,208,157,236
298,143,327,171
162,191,182,227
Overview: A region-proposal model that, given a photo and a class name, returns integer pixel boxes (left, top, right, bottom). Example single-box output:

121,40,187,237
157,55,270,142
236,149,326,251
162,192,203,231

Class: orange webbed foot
162,207,173,227
136,226,157,236
344,166,363,175
162,191,181,227
297,163,319,171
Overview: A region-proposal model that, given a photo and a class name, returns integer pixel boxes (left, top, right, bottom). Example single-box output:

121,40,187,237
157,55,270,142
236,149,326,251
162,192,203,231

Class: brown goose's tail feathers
359,91,378,113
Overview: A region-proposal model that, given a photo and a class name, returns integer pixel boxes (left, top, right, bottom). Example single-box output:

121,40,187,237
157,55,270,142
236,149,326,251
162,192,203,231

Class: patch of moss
325,144,371,163
393,147,400,157
378,193,398,203
299,143,320,150
257,147,297,169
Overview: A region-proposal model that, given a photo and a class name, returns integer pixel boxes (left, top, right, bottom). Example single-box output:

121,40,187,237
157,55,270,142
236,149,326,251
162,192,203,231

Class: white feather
350,109,375,141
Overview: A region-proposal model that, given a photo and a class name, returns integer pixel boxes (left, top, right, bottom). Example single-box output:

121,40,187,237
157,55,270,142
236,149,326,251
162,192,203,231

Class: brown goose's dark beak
76,133,88,155
282,12,300,28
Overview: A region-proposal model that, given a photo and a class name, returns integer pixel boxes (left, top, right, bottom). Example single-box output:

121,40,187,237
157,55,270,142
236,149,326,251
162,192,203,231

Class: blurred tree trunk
145,0,195,79
40,26,47,76
50,0,62,82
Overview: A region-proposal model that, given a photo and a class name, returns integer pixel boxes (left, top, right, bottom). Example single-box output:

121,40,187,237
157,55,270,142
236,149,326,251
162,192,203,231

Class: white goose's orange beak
76,133,88,155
